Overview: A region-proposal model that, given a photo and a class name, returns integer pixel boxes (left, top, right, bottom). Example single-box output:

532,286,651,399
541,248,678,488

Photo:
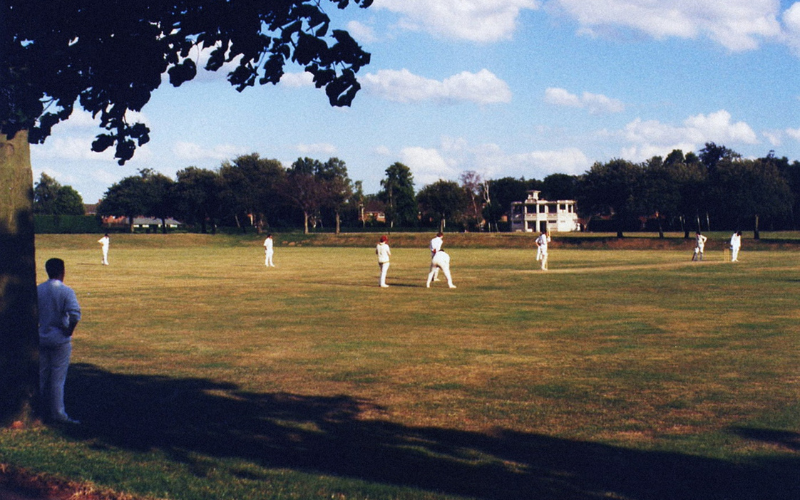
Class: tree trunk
303,211,309,234
0,131,40,428
335,211,341,235
754,214,760,240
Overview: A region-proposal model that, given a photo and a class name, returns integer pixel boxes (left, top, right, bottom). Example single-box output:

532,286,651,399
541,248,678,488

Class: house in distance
510,190,580,233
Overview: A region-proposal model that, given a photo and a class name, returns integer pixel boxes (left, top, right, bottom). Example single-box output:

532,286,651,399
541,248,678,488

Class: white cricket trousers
427,252,455,288
379,262,390,286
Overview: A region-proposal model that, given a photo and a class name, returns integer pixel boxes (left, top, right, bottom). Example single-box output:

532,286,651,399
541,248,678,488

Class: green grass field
2,233,799,499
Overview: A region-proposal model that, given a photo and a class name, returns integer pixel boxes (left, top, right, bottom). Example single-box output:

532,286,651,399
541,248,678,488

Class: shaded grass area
2,235,800,499
4,364,800,500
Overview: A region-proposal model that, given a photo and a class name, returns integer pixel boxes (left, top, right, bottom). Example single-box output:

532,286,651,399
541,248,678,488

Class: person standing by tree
730,231,742,262
97,233,110,266
535,230,550,271
38,258,81,424
264,234,275,267
1,0,373,426
692,231,708,261
376,235,391,288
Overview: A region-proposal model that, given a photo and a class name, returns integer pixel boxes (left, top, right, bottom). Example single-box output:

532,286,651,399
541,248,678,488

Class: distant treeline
35,143,800,237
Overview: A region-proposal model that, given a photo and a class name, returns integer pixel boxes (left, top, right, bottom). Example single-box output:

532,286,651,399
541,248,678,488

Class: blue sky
32,0,800,203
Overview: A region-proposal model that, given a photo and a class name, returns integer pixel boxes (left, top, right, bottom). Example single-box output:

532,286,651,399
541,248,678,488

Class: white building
510,190,580,233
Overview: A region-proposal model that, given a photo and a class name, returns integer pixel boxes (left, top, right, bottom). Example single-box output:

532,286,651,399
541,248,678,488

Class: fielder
376,235,391,287
426,249,456,289
730,231,742,262
98,233,110,265
429,231,443,281
264,233,275,267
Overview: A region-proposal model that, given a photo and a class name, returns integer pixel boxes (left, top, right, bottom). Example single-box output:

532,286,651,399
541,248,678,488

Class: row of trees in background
39,143,800,236
580,144,799,238
96,155,361,234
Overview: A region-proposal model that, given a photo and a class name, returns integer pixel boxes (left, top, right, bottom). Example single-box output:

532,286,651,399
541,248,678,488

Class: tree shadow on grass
64,363,800,500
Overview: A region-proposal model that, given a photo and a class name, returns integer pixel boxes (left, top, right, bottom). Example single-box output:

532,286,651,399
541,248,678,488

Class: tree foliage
97,171,150,232
219,154,285,232
379,163,416,228
172,167,223,234
578,159,643,237
286,157,325,234
33,173,84,216
459,170,485,230
317,157,353,234
417,180,469,232
1,0,373,162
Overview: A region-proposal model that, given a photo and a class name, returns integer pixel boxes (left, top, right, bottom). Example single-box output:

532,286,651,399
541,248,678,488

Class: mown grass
1,233,799,499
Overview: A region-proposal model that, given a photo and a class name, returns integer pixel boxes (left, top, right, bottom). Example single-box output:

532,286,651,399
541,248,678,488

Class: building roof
132,217,181,226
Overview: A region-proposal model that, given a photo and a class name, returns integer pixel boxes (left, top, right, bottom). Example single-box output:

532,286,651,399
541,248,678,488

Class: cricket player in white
264,234,275,267
376,235,391,287
692,231,707,261
429,232,443,281
98,234,110,265
427,250,456,288
535,230,550,270
730,231,742,262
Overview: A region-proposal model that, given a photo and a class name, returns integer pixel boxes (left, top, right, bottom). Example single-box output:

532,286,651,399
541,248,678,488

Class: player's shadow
63,363,800,500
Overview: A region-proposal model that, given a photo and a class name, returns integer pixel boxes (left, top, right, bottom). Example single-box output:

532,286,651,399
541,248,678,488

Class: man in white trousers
730,231,742,262
376,235,391,287
427,250,456,288
535,230,550,271
429,232,443,281
264,233,275,267
98,233,110,265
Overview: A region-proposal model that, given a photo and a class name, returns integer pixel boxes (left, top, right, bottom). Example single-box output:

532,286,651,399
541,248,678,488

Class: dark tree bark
0,132,40,427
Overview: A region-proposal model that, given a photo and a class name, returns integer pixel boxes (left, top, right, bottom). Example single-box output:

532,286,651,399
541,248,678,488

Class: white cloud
400,146,458,186
544,87,624,114
374,145,392,156
783,2,800,56
553,0,783,52
544,87,582,107
469,144,591,178
280,72,315,88
347,20,378,43
763,130,783,147
363,68,512,104
296,143,338,155
32,136,115,162
620,110,758,160
397,137,591,187
173,141,246,161
683,110,758,144
373,0,540,42
787,128,800,141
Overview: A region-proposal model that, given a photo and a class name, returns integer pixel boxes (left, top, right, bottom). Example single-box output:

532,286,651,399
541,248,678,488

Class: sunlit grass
2,233,799,499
